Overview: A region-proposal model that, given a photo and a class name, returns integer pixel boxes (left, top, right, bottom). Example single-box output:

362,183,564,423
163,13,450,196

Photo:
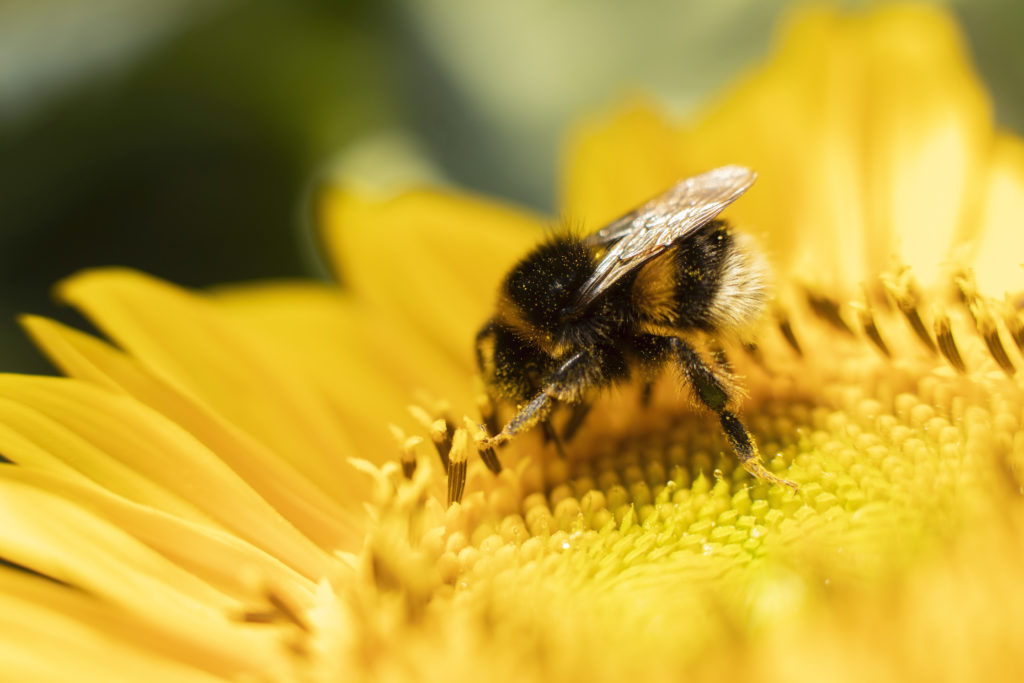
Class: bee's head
499,236,593,339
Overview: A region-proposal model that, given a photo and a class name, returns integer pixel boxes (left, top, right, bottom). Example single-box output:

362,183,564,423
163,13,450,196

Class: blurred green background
0,0,1021,372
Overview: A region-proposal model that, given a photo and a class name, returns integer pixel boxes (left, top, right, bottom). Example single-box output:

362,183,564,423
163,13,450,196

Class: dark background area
1,0,1021,373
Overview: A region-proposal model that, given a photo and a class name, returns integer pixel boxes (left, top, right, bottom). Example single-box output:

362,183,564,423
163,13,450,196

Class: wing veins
573,165,756,308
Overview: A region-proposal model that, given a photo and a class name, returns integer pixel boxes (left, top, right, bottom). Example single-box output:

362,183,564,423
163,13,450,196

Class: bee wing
574,165,756,308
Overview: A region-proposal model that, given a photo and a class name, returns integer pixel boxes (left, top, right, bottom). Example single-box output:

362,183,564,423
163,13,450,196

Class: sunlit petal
57,269,362,501
318,188,544,365
21,314,362,551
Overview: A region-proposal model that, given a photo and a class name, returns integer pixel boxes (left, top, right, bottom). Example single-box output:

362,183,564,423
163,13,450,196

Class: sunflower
3,3,1024,681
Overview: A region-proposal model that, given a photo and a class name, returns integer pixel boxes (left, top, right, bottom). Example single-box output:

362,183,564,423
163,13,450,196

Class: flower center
372,282,1024,627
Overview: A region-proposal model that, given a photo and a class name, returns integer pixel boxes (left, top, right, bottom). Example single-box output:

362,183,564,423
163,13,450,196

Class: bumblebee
475,165,795,487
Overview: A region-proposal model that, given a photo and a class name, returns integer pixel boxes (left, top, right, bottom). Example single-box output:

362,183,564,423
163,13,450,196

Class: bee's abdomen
634,221,768,333
672,222,733,328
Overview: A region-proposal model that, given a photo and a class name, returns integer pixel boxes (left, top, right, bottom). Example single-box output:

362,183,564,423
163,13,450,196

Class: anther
804,290,855,335
881,269,937,354
932,308,966,373
956,271,1016,375
389,425,421,479
399,437,421,479
447,429,469,506
852,293,891,358
464,417,502,473
476,392,502,443
409,405,454,472
775,311,803,356
1002,305,1024,354
858,307,891,358
977,310,1016,375
240,584,311,632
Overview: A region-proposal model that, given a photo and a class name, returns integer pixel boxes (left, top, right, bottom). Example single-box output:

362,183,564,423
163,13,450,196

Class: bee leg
669,338,797,489
639,381,654,407
484,352,587,448
540,419,568,458
561,401,592,442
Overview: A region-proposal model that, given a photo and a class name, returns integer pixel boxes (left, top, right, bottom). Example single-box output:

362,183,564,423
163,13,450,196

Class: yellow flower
3,3,1024,681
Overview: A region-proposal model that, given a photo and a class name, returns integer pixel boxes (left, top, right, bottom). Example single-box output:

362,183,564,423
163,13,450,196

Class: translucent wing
574,165,756,308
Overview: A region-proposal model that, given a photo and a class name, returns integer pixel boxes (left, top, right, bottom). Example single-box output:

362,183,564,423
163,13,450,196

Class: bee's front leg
482,351,588,449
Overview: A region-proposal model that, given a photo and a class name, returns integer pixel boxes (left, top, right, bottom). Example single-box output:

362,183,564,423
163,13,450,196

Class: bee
475,165,796,488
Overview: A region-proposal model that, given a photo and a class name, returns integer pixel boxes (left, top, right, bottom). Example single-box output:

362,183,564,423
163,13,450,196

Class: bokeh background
1,0,1021,372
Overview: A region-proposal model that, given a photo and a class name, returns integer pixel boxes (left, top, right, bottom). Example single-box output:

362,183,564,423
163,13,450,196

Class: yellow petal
318,187,544,365
561,102,690,229
0,395,212,524
0,565,284,680
969,134,1024,295
210,280,476,448
56,268,360,502
1,466,315,602
0,374,332,580
0,476,237,614
561,5,996,295
858,4,992,285
22,313,362,552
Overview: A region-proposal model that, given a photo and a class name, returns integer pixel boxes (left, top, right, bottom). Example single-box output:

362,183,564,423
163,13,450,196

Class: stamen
775,310,803,356
447,429,469,506
979,312,1016,375
881,269,937,354
932,307,966,373
1002,304,1024,353
266,585,312,633
956,271,1016,375
464,417,502,473
857,306,891,358
388,425,422,479
409,405,454,472
239,583,311,632
476,392,501,443
804,290,855,335
851,292,891,359
400,437,421,479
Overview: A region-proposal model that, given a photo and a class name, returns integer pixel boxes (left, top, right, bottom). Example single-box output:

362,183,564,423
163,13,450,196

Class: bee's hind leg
668,337,797,489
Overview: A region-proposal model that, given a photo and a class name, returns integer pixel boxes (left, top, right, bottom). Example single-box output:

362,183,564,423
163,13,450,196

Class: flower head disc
2,4,1024,682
